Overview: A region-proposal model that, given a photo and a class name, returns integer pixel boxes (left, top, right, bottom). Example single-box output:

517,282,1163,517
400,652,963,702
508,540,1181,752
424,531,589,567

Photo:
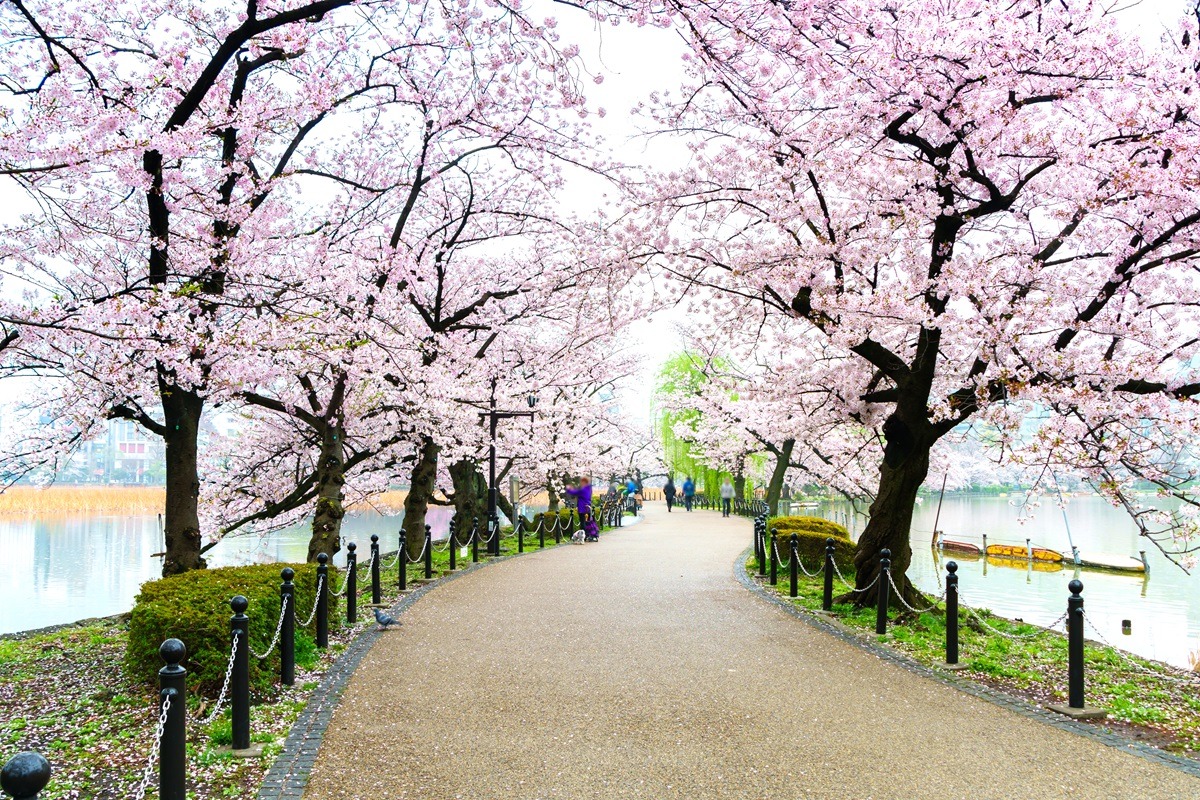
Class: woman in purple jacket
564,477,599,541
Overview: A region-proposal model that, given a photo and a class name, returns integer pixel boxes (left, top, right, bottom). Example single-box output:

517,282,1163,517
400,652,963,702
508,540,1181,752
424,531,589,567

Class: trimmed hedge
125,562,329,695
767,516,854,572
767,528,855,572
531,508,578,535
768,515,850,540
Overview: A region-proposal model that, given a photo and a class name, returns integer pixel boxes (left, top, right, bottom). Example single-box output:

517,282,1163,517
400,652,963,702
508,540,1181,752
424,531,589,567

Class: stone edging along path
734,549,1200,780
256,515,645,800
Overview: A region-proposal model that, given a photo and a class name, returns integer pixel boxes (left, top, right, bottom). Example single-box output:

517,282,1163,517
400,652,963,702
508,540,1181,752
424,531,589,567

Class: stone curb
734,548,1200,779
256,525,631,800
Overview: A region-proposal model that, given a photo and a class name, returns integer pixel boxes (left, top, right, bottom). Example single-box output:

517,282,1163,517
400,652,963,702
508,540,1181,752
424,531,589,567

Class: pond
807,494,1200,670
0,508,462,636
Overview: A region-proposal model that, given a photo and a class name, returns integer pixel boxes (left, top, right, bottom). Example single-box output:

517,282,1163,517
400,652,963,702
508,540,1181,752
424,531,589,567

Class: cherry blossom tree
635,0,1200,600
0,0,613,573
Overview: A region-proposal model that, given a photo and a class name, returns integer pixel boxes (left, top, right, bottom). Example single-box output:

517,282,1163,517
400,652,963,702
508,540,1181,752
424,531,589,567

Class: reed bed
0,486,165,516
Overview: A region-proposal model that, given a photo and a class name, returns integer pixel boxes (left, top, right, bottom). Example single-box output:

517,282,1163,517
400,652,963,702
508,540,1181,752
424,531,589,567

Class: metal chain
957,598,1067,640
885,570,945,614
407,536,431,563
133,691,171,800
251,596,289,660
300,576,323,627
1081,613,1200,685
770,539,791,569
381,549,401,570
831,558,880,593
200,631,240,725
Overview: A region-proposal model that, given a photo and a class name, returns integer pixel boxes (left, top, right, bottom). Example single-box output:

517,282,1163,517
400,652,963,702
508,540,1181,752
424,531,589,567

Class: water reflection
1,508,460,636
815,495,1200,670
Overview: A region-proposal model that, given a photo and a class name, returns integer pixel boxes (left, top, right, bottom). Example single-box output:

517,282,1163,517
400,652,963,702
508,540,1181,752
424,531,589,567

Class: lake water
0,508,458,636
804,494,1200,670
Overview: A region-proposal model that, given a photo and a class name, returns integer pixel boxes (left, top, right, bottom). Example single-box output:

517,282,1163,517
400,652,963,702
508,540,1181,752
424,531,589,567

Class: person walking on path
625,475,643,513
563,477,599,541
682,476,695,511
664,477,677,512
720,478,735,517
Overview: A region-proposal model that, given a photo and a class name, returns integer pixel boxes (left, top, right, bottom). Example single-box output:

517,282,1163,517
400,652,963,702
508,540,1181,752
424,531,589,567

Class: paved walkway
302,504,1200,799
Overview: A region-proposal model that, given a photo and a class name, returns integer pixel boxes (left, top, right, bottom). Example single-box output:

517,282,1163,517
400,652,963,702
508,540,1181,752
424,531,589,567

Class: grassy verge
0,525,588,798
748,559,1200,757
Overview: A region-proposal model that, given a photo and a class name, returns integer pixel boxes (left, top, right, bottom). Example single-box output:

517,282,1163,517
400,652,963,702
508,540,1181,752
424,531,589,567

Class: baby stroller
582,509,600,542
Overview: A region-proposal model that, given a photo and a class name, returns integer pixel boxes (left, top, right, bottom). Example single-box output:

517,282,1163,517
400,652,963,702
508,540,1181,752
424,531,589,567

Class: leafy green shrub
124,562,329,696
769,515,850,540
765,524,855,572
531,509,577,536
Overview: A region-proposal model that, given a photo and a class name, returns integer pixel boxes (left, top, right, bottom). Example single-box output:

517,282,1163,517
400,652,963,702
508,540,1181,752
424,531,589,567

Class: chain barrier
770,539,791,569
133,691,171,800
885,570,945,614
300,576,323,627
436,529,457,552
381,549,402,570
1081,613,1200,686
480,521,500,546
830,558,880,594
406,536,431,563
200,631,240,725
956,595,1067,640
251,596,289,660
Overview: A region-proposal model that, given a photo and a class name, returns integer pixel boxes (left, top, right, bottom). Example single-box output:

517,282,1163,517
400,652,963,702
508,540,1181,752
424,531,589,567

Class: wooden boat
1076,552,1146,574
985,543,1064,563
938,539,982,556
986,555,1064,573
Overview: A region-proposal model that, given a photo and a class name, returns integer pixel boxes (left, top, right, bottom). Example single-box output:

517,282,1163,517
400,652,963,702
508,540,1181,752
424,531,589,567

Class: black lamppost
481,377,536,556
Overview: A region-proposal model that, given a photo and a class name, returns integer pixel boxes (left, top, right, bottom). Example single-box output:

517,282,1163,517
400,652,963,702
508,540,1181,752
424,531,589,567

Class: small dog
571,530,585,544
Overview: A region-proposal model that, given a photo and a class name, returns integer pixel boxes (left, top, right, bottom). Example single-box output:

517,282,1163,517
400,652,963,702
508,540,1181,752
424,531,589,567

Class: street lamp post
481,377,536,557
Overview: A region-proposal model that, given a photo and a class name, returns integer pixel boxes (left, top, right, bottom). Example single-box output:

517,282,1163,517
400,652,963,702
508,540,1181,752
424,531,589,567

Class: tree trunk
842,413,931,608
403,437,439,559
733,453,746,502
765,439,794,515
547,480,560,512
307,421,346,562
449,459,479,531
160,379,206,577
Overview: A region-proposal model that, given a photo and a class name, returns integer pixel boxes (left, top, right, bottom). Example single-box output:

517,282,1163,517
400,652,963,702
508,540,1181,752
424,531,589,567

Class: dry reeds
0,486,165,516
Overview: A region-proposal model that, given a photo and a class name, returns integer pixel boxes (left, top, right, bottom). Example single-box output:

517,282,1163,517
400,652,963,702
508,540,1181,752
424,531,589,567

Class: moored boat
938,539,982,556
1076,552,1147,573
985,543,1064,563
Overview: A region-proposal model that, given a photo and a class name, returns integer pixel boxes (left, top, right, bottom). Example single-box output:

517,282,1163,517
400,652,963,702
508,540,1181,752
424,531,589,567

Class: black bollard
370,534,381,605
424,525,433,579
1068,579,1085,709
517,516,524,553
229,596,250,750
397,532,406,592
823,538,835,612
345,545,357,623
490,513,501,557
539,517,546,548
158,638,187,800
876,548,891,635
769,529,778,586
448,520,457,571
554,516,562,544
757,525,767,578
280,568,296,685
789,534,799,598
754,521,763,574
316,554,329,649
945,561,959,666
472,516,480,563
1,752,51,800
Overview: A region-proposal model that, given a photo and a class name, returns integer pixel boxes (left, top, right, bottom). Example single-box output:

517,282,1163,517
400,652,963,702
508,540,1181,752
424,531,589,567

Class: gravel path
303,504,1200,799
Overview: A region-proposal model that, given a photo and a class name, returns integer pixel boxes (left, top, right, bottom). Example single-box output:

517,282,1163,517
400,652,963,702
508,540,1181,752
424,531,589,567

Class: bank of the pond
743,555,1200,759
